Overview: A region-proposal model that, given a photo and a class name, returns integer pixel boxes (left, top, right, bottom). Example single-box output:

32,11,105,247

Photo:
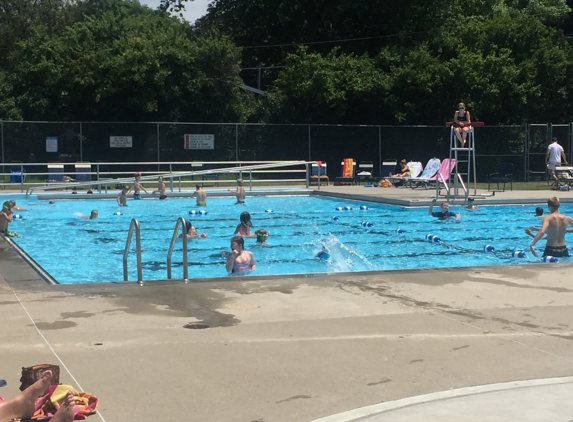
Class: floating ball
360,205,369,210
483,245,495,253
189,210,197,215
426,234,440,243
332,216,339,221
343,206,353,211
12,214,22,220
396,228,404,233
512,250,526,258
335,207,343,211
265,209,273,213
198,210,208,215
316,251,330,260
543,256,558,263
361,221,373,227
113,211,123,216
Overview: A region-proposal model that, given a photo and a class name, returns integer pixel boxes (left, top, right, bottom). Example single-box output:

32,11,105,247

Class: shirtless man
152,176,167,200
81,210,98,220
127,176,147,200
530,197,573,257
228,179,245,204
0,370,75,422
191,184,207,206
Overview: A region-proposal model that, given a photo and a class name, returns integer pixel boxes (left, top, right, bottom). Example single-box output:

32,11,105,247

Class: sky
138,0,210,24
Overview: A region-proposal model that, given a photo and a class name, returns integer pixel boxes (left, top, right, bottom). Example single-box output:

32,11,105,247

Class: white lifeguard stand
446,121,483,200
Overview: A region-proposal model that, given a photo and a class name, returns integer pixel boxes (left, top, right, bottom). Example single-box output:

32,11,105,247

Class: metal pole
378,126,381,177
1,120,4,171
157,122,160,171
79,122,83,161
235,123,239,161
308,125,311,161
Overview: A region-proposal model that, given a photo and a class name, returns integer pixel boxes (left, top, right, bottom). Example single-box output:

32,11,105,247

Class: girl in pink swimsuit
226,236,256,274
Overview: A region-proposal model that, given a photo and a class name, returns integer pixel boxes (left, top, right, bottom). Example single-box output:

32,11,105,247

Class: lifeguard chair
445,121,484,199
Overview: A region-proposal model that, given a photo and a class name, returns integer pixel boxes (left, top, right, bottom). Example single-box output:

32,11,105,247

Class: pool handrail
123,218,143,284
167,217,189,282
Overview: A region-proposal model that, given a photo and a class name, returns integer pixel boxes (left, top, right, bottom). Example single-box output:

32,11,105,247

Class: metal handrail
123,218,142,284
166,217,189,281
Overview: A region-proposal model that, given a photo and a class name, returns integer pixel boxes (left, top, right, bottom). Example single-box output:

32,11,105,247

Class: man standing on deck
546,137,568,186
530,197,573,257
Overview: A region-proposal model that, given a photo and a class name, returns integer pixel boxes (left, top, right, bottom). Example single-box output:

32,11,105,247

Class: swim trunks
197,203,207,207
159,195,167,200
543,245,569,257
133,194,141,200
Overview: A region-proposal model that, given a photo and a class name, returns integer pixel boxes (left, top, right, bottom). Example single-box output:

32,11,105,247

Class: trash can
10,169,25,183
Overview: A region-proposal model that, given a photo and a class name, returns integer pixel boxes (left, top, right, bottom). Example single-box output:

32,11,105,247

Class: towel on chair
342,159,354,177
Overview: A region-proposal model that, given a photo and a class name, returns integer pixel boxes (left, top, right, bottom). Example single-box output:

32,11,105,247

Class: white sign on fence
184,134,215,150
46,136,58,152
110,136,133,148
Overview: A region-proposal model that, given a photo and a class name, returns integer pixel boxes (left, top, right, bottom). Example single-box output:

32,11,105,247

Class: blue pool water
6,194,572,284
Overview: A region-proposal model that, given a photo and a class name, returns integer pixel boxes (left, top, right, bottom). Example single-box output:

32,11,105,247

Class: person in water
179,220,207,238
233,211,255,237
428,199,460,220
191,184,207,206
225,235,256,274
255,229,269,245
530,197,573,257
152,176,167,200
229,179,246,204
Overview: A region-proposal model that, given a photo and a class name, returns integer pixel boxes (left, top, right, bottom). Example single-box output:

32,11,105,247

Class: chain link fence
1,121,571,182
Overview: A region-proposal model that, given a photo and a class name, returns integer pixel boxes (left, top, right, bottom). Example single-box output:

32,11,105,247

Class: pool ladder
123,217,190,284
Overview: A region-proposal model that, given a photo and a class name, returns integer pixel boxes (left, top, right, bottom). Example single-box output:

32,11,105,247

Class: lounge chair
47,161,65,183
310,162,329,186
387,161,423,187
335,158,356,185
553,166,573,190
355,161,374,185
408,158,444,189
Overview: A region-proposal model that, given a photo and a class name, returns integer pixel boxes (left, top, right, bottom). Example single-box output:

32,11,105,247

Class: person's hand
525,228,532,236
530,244,538,257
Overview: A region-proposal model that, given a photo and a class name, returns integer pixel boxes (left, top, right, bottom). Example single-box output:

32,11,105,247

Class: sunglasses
458,106,465,110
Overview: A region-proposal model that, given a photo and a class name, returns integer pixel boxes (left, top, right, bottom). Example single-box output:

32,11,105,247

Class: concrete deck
1,186,573,422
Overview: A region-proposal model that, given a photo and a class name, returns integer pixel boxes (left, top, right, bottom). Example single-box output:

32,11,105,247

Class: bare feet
0,370,53,421
50,390,75,422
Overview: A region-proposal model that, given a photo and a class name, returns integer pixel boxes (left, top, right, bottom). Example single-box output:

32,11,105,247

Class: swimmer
191,184,207,206
530,197,573,257
429,199,460,220
0,370,75,422
228,179,245,204
9,200,25,211
255,229,269,245
225,235,256,273
117,186,129,206
465,198,478,210
178,220,207,238
152,176,167,200
535,206,543,216
0,201,17,237
81,210,98,220
127,176,147,199
233,211,254,237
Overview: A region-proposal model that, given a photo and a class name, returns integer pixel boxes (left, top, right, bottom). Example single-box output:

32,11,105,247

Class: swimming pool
6,194,572,284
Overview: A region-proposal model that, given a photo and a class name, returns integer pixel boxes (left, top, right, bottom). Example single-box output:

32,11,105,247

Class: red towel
342,159,354,177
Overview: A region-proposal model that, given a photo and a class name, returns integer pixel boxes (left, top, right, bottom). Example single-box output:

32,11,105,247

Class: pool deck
1,185,573,421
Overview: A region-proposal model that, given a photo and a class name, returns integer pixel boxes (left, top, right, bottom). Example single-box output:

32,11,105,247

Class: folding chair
335,158,356,185
487,163,514,192
410,158,453,189
75,162,92,183
9,161,26,183
310,162,329,186
406,158,441,188
554,166,573,190
47,161,64,183
355,161,374,185
379,159,397,178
